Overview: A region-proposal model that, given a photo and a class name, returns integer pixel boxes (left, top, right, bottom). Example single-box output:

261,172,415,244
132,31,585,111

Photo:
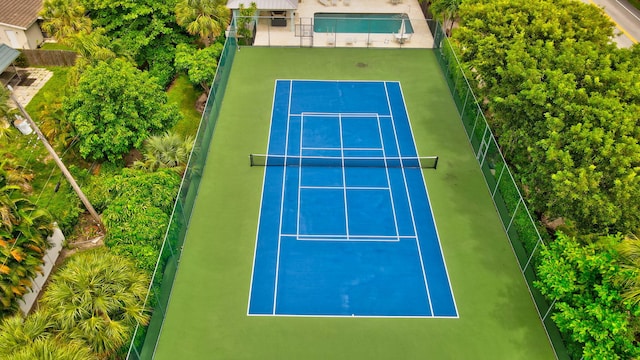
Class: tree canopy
536,234,640,358
64,59,181,162
452,0,640,233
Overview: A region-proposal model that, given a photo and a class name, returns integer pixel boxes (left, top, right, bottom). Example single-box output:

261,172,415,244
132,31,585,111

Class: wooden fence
20,49,77,66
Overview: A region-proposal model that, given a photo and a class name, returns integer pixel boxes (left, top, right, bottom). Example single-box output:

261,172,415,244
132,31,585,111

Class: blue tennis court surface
248,80,457,317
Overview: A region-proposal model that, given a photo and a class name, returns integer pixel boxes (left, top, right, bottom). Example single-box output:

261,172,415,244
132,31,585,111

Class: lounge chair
344,0,351,5
318,0,331,6
393,33,411,44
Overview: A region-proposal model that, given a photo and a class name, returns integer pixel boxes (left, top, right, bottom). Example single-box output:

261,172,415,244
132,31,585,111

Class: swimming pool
314,13,414,34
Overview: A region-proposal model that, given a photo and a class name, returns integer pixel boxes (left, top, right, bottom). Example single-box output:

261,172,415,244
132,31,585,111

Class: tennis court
153,48,555,360
249,80,456,317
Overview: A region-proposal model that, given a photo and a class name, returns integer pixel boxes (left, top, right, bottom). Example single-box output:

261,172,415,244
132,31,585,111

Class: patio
237,0,433,48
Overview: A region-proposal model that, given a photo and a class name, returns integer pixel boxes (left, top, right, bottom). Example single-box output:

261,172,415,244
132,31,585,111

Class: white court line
384,82,435,316
375,113,401,240
283,233,414,239
271,80,295,315
296,113,305,240
338,114,350,239
302,146,383,151
293,112,379,117
248,313,455,318
247,79,285,316
395,81,459,317
296,237,402,243
300,186,390,190
616,0,640,22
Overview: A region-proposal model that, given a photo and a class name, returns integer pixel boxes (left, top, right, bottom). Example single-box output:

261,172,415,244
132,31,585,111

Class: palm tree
0,311,52,355
0,311,97,359
134,132,195,174
40,0,92,43
6,337,97,360
431,0,462,35
616,234,640,305
176,0,231,46
36,92,75,149
0,158,34,194
40,249,149,357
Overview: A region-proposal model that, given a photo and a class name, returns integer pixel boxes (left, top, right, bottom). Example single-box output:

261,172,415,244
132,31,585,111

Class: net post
433,156,439,169
249,154,254,166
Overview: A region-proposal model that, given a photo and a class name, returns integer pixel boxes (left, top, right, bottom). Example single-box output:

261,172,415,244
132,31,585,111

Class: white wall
18,226,65,315
0,22,44,49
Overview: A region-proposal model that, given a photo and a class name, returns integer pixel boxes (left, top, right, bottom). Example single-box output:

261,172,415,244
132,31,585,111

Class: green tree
237,2,258,43
36,92,76,150
0,167,53,316
535,233,640,359
40,0,92,42
175,0,230,46
450,0,640,233
78,0,189,87
174,43,223,92
431,0,462,34
40,249,149,357
89,168,180,272
133,132,195,174
63,59,181,161
0,86,17,140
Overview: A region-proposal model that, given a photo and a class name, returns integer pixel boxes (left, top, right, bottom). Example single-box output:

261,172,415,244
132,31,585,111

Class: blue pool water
314,13,414,34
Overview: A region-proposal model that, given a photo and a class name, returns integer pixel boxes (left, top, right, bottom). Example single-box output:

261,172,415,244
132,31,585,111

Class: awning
0,44,20,73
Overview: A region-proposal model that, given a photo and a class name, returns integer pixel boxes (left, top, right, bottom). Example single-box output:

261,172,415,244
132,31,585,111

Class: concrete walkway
10,67,53,107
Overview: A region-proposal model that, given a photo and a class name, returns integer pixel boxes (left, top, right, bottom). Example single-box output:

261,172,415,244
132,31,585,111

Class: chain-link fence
431,21,571,360
125,30,238,360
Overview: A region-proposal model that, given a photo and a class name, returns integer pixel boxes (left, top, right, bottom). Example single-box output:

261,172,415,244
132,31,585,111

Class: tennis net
249,154,439,169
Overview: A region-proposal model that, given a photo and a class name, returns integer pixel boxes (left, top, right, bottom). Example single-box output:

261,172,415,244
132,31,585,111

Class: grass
39,42,74,51
150,47,556,360
25,66,69,115
167,74,203,138
2,66,86,233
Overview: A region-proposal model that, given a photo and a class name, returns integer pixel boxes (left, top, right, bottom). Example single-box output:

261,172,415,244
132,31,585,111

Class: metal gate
295,17,313,47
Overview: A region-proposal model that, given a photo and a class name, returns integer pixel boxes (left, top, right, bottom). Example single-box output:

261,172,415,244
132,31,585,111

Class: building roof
0,0,43,30
0,44,20,73
227,0,298,10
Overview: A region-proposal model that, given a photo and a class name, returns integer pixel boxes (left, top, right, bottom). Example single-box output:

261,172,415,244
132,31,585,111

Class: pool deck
250,0,433,48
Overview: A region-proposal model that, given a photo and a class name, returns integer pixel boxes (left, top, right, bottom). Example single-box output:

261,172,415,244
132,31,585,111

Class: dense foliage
536,234,640,358
79,0,190,87
64,59,181,162
0,165,53,316
443,0,640,357
0,250,148,358
89,168,181,272
174,43,223,91
452,0,640,234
